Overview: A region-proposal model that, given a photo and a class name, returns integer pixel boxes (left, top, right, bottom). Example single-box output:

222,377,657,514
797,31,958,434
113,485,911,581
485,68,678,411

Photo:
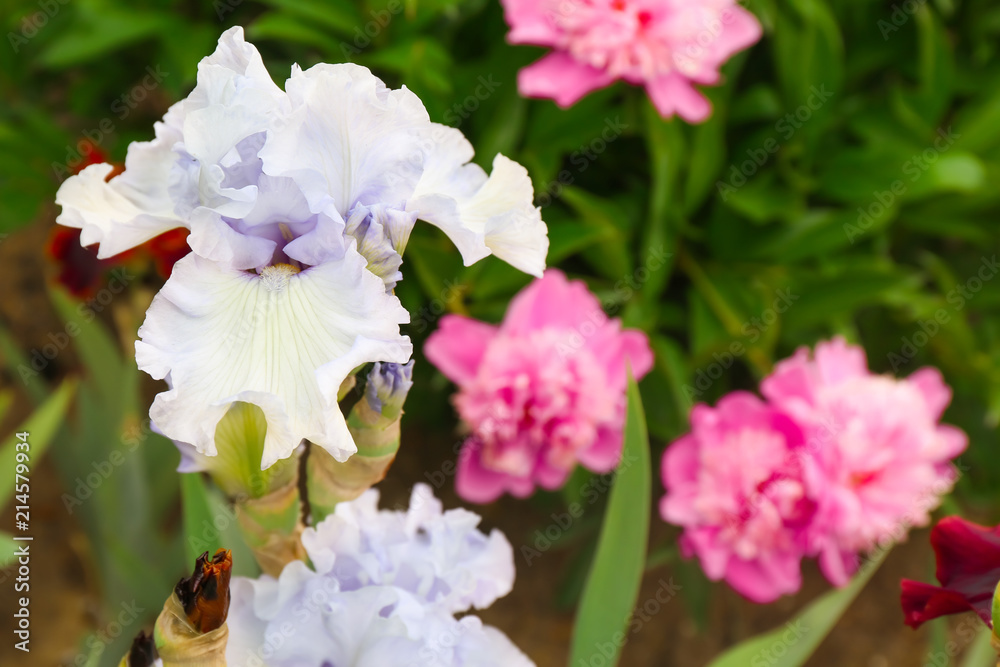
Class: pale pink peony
425,270,653,503
661,338,967,601
660,392,820,602
761,337,967,586
499,0,762,121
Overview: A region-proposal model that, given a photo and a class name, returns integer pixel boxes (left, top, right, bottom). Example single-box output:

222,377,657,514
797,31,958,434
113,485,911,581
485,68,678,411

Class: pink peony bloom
660,392,819,602
425,270,653,503
499,0,762,121
661,338,968,602
761,337,967,587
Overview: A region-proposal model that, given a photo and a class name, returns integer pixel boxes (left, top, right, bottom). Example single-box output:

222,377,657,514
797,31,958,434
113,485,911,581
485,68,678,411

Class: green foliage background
2,0,1000,664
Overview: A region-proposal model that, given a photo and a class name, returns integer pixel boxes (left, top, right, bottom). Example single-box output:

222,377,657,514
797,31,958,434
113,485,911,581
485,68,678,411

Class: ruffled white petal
55,143,186,259
408,126,548,276
135,249,411,469
261,63,431,216
225,487,534,667
57,29,547,282
54,27,290,263
301,483,515,614
477,156,549,276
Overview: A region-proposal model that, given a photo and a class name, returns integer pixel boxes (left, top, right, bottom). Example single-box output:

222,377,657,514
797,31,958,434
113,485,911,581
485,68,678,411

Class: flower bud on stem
119,630,157,667
307,362,413,523
192,402,307,576
235,477,307,576
154,549,231,666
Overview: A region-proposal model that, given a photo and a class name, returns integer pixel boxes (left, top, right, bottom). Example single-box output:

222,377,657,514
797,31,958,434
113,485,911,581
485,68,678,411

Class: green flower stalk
185,402,306,576
235,476,306,577
154,549,231,666
992,579,1000,665
307,361,414,523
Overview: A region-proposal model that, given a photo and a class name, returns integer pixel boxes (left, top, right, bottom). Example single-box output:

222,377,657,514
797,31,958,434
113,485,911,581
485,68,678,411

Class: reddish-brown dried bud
175,548,232,634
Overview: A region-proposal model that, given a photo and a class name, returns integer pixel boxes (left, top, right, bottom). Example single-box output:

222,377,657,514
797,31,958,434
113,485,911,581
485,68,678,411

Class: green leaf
958,628,995,667
642,101,683,303
0,531,15,568
908,153,987,199
568,374,651,667
39,9,170,68
181,473,222,564
180,473,257,576
722,171,806,224
49,287,128,412
649,334,692,436
247,13,344,52
0,380,77,507
547,219,616,265
783,265,921,331
0,323,47,404
251,0,363,34
707,548,888,667
912,5,955,124
0,390,13,424
771,0,844,150
560,187,633,281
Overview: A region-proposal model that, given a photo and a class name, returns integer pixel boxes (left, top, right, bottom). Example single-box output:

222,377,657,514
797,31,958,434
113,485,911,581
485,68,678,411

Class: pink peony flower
499,0,762,121
660,392,819,602
661,338,967,602
425,270,653,503
761,337,967,586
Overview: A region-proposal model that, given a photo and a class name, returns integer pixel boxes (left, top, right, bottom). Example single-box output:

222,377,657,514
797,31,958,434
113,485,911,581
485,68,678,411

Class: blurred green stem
640,100,681,303
678,252,772,377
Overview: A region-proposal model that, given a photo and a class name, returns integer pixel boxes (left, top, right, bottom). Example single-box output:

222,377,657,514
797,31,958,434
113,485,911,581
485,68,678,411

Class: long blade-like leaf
0,379,77,506
568,373,651,666
708,548,889,667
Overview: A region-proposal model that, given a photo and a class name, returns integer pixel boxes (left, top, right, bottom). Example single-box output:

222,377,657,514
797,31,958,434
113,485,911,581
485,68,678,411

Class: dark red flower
45,227,112,298
74,142,109,175
146,228,190,279
901,516,1000,629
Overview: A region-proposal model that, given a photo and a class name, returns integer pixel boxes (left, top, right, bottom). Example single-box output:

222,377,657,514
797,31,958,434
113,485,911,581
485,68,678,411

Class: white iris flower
225,485,535,666
55,28,548,468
